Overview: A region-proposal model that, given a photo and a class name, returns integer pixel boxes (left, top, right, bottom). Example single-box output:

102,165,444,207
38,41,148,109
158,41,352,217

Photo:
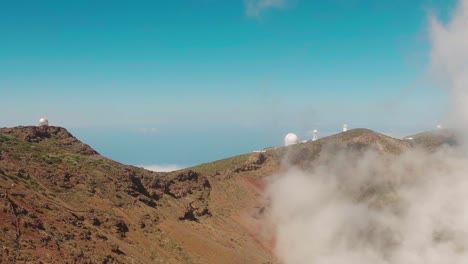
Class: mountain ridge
0,125,456,263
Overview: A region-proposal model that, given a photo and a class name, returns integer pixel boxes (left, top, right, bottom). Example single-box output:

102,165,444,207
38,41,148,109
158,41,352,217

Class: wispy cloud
139,164,185,172
138,127,159,134
245,0,286,18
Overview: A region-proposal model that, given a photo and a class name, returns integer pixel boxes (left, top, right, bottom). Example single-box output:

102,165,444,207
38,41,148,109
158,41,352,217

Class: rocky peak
0,126,98,155
1,126,72,142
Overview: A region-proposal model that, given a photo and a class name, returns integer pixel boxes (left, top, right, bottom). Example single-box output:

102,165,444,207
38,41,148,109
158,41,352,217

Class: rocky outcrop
1,126,69,143
179,200,212,222
164,170,211,198
233,153,267,173
0,126,98,155
143,170,212,221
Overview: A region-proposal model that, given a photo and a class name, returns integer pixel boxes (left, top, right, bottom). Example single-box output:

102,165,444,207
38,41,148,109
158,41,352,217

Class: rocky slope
0,126,455,263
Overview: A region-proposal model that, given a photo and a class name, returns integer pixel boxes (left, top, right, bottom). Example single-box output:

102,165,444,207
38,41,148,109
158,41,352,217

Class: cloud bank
429,0,468,136
140,164,185,172
264,1,468,263
267,147,468,264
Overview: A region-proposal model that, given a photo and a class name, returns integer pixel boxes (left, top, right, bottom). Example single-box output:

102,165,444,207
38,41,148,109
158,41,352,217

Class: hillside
0,126,456,263
407,129,457,150
0,126,276,263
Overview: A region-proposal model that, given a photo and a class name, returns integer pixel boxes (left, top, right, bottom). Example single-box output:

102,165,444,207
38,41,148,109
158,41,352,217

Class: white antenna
312,130,318,141
342,124,348,132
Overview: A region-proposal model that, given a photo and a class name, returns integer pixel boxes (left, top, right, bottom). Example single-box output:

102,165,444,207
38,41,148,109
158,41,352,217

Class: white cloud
245,0,286,18
429,0,468,135
266,147,468,264
139,164,185,172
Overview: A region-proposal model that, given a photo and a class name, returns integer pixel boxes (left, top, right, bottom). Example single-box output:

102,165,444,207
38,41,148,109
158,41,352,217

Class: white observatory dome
38,117,49,127
284,133,298,146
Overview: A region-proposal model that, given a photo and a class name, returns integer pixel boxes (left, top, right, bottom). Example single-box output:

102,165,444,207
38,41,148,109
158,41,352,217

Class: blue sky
0,0,457,168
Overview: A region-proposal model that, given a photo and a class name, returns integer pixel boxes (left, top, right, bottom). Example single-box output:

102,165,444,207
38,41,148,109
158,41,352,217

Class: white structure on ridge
38,117,49,127
343,124,348,132
312,130,318,141
284,133,298,146
436,124,443,129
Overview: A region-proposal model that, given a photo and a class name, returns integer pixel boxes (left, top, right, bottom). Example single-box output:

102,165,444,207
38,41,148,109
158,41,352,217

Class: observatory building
343,124,348,132
284,133,298,146
38,117,49,127
312,130,318,141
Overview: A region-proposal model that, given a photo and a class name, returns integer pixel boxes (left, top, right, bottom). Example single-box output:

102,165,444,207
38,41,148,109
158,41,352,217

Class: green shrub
0,133,16,142
40,154,62,164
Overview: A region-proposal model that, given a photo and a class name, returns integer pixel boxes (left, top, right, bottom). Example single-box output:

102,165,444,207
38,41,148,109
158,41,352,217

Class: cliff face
0,126,455,263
